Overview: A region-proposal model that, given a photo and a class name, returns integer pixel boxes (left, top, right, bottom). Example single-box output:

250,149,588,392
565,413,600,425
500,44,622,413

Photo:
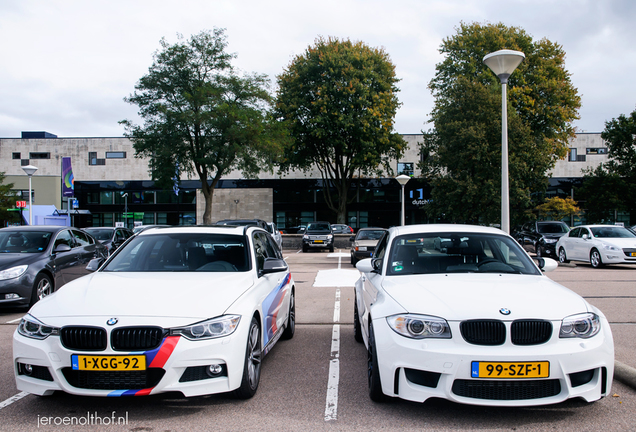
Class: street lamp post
396,174,411,226
121,193,128,228
22,165,38,226
483,49,525,234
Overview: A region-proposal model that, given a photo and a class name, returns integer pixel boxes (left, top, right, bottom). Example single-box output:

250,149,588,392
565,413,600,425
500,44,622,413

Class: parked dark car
0,226,108,307
83,227,133,255
216,219,269,230
332,224,354,234
302,221,334,252
514,220,570,258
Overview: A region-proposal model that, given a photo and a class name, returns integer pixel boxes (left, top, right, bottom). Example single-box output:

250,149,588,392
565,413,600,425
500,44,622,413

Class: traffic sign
16,201,26,208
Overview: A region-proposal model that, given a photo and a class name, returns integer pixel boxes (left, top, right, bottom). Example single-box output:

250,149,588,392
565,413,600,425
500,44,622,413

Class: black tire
353,299,363,343
281,291,295,340
233,317,262,399
30,274,53,307
558,247,569,264
351,255,358,267
367,323,385,402
302,245,308,253
329,245,334,253
536,244,542,257
590,249,603,268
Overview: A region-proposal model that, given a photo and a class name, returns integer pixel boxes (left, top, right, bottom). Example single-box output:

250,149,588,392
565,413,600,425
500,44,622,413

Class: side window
72,229,92,246
569,228,579,238
54,230,75,249
373,232,389,265
253,233,267,271
115,230,126,241
264,233,282,259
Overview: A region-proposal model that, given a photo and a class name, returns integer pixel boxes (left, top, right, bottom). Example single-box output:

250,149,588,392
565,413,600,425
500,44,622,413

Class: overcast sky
1,0,634,138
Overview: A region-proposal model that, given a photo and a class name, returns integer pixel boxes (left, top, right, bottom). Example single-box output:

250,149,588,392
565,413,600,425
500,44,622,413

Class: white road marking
6,316,23,324
0,392,29,411
325,288,341,421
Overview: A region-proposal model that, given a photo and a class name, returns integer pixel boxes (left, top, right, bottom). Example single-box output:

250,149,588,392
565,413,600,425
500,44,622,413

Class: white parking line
324,288,341,422
0,391,29,411
6,316,23,324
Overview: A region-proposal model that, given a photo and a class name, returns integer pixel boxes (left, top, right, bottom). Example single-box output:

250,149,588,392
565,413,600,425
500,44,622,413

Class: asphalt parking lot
0,248,634,431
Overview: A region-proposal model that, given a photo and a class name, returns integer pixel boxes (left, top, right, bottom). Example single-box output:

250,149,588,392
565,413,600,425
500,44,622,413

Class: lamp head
22,165,38,177
483,50,525,84
396,174,411,186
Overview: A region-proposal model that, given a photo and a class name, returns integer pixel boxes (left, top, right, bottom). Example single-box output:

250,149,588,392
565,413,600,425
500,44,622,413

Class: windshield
307,222,331,232
103,233,250,272
84,229,113,241
357,230,385,241
590,227,636,238
387,232,540,276
537,223,569,234
0,231,52,253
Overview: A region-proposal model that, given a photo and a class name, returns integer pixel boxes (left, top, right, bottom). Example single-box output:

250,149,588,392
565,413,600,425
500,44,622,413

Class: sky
1,0,635,138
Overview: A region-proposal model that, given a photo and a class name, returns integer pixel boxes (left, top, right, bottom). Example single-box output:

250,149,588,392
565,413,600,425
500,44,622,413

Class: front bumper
13,326,249,397
0,275,33,307
303,237,333,249
600,249,636,265
372,316,614,406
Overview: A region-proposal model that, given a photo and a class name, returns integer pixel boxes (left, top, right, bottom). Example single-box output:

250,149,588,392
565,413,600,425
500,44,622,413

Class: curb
614,360,636,390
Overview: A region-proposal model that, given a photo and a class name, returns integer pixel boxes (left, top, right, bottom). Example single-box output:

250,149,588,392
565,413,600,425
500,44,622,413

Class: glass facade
74,178,435,230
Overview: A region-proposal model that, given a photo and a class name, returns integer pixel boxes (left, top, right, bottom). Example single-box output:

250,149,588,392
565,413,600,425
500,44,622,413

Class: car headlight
0,265,28,281
559,313,600,339
170,315,241,340
602,244,619,252
327,234,333,240
544,238,558,244
386,314,452,339
303,235,309,240
17,314,59,340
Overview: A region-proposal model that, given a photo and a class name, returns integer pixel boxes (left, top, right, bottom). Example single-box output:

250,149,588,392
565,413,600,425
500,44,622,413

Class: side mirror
582,234,589,240
534,257,558,272
260,258,288,275
86,257,105,272
53,244,72,254
356,258,381,274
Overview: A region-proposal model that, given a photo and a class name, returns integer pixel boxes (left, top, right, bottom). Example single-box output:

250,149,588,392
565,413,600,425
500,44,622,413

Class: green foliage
121,29,284,224
535,197,581,221
275,37,405,223
0,172,19,225
582,109,636,224
421,22,581,226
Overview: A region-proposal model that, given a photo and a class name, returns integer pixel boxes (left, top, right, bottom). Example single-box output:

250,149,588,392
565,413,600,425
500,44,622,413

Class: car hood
30,272,255,322
0,253,42,268
597,238,636,249
542,233,567,240
354,240,379,247
380,274,589,321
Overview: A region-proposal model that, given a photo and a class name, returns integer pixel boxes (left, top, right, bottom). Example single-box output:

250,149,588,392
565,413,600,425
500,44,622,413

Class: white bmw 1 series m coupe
14,225,295,399
353,224,614,407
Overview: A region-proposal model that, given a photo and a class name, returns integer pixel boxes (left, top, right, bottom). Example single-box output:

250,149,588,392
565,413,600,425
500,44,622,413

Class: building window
21,159,29,166
12,152,20,159
106,151,126,159
29,152,50,159
397,162,414,176
568,149,586,162
88,152,105,166
586,148,608,155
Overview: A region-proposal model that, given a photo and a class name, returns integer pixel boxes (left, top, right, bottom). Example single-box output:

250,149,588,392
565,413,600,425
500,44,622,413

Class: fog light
23,363,33,375
207,364,223,376
5,293,20,300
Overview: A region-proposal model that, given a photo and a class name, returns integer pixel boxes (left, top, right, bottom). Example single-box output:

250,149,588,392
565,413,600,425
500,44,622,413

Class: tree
420,22,581,227
0,172,18,225
535,197,581,221
121,29,283,224
582,109,636,224
275,37,406,223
